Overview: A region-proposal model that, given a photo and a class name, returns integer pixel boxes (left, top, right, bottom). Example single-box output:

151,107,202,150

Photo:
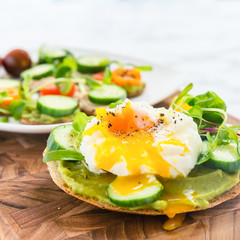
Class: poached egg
80,100,202,179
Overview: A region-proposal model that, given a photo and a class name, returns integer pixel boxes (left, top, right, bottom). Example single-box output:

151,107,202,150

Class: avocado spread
21,108,79,124
57,160,239,211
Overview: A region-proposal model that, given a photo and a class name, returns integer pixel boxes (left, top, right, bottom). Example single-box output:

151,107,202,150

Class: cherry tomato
112,68,141,86
2,49,32,77
93,72,104,81
40,83,75,97
0,87,20,106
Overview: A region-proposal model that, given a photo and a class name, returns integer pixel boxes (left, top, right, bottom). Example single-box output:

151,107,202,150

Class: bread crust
44,150,240,216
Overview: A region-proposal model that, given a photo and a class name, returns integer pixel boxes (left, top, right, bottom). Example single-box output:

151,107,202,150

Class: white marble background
0,0,240,117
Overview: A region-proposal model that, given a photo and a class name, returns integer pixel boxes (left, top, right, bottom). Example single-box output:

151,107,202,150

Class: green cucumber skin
47,131,59,151
39,56,64,64
107,184,164,208
20,64,54,80
43,150,84,163
202,141,240,173
47,124,75,151
205,159,240,173
33,69,54,80
76,56,110,74
41,50,71,63
37,102,77,117
77,65,108,74
88,85,127,105
37,96,78,117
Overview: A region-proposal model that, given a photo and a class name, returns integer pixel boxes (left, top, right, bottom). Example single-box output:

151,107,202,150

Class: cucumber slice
205,141,240,173
39,49,72,63
20,64,54,80
47,124,77,151
37,95,78,117
88,84,127,104
107,175,164,207
77,56,110,73
0,79,20,88
45,49,69,61
43,150,84,163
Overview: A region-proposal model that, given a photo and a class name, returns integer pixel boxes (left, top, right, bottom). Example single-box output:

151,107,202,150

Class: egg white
80,100,202,178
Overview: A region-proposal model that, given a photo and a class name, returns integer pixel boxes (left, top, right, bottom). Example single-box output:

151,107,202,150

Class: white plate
0,48,183,133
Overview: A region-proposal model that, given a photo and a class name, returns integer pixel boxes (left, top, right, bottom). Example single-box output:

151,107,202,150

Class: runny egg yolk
162,193,196,218
110,174,158,195
95,102,154,133
162,214,186,231
83,102,188,178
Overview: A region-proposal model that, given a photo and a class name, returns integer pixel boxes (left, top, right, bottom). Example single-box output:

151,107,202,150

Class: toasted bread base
45,150,240,215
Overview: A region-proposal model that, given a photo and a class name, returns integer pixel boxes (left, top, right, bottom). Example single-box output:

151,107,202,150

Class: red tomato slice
93,72,104,81
40,83,75,97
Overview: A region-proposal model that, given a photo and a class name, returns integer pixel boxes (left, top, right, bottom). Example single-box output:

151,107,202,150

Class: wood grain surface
0,92,240,240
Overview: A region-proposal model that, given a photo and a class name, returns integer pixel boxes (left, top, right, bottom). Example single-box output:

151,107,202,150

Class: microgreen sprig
171,83,240,165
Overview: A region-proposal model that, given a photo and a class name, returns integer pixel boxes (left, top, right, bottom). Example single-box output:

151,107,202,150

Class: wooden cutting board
0,92,240,240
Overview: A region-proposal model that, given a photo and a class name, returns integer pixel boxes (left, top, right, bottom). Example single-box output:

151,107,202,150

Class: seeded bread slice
44,150,240,216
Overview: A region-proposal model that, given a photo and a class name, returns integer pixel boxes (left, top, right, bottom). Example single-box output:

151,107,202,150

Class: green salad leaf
55,57,77,78
72,112,94,134
103,67,112,84
55,65,72,78
59,80,73,94
85,77,102,88
109,99,124,109
134,66,152,71
10,100,27,120
21,75,31,98
170,83,193,110
172,83,240,166
227,127,240,156
189,91,226,110
111,61,152,72
71,112,94,148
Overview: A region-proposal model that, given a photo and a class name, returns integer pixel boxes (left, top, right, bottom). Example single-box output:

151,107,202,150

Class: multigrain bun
44,149,240,215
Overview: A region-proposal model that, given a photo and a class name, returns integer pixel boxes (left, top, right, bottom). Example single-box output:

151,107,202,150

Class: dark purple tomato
2,49,32,77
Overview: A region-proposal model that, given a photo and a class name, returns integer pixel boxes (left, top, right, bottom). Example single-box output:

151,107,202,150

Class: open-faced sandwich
43,83,240,230
0,47,152,123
